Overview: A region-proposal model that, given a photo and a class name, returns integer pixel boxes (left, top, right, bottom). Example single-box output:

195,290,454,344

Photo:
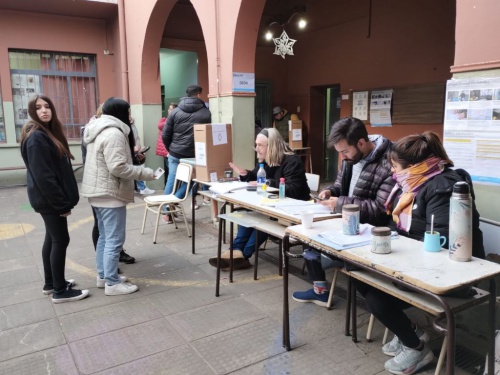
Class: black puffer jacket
325,135,394,226
162,96,211,159
240,154,310,201
389,168,485,259
21,129,79,214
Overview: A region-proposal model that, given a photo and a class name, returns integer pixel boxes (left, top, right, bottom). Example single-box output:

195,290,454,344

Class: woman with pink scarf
353,131,484,375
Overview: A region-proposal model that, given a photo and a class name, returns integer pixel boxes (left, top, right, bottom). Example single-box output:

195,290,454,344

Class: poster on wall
352,91,368,120
443,77,500,186
11,74,41,125
369,89,393,126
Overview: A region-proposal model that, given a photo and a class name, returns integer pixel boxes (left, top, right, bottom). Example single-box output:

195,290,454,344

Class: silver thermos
449,181,472,262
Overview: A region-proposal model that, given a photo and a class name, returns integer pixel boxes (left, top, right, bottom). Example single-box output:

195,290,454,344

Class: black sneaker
42,279,76,295
119,250,135,264
51,285,89,304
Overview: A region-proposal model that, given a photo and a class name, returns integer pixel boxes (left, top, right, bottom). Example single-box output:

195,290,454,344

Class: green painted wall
159,49,198,116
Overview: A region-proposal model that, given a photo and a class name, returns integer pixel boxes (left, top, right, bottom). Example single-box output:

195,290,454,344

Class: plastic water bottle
449,181,472,262
256,164,266,194
279,178,286,199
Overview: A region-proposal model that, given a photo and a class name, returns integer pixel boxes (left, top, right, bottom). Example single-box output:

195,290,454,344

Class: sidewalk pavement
0,186,466,374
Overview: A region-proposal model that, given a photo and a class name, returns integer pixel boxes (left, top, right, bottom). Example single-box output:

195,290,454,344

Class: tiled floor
0,186,478,374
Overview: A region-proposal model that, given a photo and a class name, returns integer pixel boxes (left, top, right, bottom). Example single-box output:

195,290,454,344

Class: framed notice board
351,83,445,124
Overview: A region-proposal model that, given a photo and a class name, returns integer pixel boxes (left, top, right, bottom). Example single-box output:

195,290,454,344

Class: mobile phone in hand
310,194,325,202
140,146,150,154
154,167,165,180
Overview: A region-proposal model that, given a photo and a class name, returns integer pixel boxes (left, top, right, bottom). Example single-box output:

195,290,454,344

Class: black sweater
240,153,310,201
21,130,79,214
389,168,485,259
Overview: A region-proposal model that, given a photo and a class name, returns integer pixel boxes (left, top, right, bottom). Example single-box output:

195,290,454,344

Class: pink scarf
385,157,445,232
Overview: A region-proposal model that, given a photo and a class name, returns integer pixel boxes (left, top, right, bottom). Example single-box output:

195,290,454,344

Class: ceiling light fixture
264,5,307,59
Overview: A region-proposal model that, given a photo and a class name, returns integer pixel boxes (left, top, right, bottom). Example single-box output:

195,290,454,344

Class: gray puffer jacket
81,115,154,203
325,135,395,226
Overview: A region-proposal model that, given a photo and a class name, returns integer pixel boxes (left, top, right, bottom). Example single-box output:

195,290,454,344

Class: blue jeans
136,180,146,190
94,206,126,286
164,155,187,199
233,226,268,259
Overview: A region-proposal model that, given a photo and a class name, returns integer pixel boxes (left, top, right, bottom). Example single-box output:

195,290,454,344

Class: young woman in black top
20,94,89,303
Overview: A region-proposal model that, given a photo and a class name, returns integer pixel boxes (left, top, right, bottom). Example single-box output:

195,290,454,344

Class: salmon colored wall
256,0,455,151
0,10,116,103
454,0,500,71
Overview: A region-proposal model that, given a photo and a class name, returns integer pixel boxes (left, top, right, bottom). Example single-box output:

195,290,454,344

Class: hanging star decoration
273,30,296,59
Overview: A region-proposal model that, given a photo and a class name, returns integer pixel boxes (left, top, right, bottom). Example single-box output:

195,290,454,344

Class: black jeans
352,279,420,349
40,213,70,293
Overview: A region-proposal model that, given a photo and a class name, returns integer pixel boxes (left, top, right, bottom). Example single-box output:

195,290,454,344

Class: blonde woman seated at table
208,128,310,270
354,131,484,375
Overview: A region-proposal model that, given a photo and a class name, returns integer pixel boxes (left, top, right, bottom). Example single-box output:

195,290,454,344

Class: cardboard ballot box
194,123,233,181
288,120,303,148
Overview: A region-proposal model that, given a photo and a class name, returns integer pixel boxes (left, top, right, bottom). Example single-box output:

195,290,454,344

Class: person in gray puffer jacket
81,97,154,297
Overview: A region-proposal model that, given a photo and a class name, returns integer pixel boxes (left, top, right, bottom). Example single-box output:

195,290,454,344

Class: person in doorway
272,106,299,143
355,131,484,375
131,117,155,195
292,117,395,306
20,94,89,303
208,128,310,270
162,85,211,222
156,102,177,186
81,97,155,296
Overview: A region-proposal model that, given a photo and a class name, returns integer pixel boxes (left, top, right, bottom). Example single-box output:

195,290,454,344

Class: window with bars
9,49,98,142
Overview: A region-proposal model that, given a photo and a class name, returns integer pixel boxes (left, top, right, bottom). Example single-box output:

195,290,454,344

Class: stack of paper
209,181,249,195
315,224,373,250
276,202,332,215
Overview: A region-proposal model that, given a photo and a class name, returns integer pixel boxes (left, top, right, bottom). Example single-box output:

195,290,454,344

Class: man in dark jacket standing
293,117,396,306
162,85,211,198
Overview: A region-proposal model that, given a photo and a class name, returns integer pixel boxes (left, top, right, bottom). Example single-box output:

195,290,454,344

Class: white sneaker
140,187,155,195
105,281,139,295
96,275,128,288
382,325,430,356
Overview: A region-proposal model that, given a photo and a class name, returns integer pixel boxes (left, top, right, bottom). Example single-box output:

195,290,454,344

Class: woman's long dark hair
388,131,454,169
101,97,135,159
20,94,74,159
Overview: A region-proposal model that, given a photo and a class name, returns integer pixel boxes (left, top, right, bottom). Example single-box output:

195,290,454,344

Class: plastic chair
141,163,193,243
305,173,320,192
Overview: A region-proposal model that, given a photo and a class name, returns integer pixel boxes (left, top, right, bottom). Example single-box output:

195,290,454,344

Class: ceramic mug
424,231,446,252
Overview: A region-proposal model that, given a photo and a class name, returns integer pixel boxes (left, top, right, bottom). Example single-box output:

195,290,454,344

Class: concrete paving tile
93,344,215,375
0,266,42,289
59,297,162,342
119,253,193,278
0,318,66,362
0,345,79,375
0,255,37,273
191,318,286,374
0,281,45,308
0,298,55,331
147,283,235,316
69,318,185,374
167,297,267,341
0,244,33,262
232,344,347,375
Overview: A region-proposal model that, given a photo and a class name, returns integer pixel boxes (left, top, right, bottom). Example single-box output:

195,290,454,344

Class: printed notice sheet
443,77,500,185
369,89,393,126
353,91,368,120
